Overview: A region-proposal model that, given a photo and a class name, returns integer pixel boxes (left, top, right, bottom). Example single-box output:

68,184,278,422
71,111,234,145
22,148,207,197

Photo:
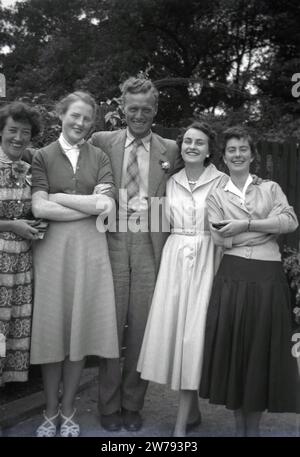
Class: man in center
90,77,182,431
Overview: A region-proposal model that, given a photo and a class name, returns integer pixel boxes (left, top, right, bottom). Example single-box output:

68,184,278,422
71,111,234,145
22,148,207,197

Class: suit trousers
98,228,156,414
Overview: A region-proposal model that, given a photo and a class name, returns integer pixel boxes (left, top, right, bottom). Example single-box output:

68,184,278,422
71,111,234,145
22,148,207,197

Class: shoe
100,411,122,432
122,408,142,432
186,413,202,433
60,409,80,437
36,410,60,437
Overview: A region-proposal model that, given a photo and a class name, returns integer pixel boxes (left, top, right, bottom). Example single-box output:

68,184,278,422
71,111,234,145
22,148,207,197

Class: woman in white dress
137,121,228,436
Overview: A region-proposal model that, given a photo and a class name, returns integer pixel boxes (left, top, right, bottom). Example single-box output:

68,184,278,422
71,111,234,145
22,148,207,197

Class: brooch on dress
10,162,28,186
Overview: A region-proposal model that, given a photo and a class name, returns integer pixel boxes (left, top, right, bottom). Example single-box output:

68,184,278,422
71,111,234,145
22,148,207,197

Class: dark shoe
122,408,142,432
186,413,202,433
100,411,122,432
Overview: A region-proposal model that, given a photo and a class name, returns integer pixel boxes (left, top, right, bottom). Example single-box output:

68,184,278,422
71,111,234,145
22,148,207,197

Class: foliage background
0,0,299,146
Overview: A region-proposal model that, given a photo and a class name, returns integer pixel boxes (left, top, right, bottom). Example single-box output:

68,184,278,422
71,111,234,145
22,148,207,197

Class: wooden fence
154,125,300,249
256,141,300,249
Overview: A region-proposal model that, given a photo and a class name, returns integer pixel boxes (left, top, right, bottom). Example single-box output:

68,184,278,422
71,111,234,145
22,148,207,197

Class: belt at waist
171,228,209,236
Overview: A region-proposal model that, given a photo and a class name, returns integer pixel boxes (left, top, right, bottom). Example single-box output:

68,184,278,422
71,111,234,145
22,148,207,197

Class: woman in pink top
200,126,299,436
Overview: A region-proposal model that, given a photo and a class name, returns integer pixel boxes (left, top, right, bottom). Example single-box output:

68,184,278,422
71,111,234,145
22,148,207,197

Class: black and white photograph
0,0,299,446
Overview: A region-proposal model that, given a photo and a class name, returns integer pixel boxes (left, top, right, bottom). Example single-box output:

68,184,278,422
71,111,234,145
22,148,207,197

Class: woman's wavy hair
176,121,217,167
0,101,42,138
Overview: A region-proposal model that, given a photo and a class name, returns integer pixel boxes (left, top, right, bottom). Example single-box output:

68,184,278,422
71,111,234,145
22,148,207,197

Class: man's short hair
120,77,159,107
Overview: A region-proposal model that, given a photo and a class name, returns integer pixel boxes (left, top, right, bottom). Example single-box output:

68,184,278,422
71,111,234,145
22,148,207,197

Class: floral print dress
0,147,33,385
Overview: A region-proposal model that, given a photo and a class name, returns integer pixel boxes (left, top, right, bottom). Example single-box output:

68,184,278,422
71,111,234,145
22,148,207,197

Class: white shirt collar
125,128,151,152
173,164,226,191
58,133,84,152
224,174,253,201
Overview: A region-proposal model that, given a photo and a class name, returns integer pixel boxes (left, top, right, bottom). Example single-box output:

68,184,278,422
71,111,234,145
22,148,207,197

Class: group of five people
0,76,298,437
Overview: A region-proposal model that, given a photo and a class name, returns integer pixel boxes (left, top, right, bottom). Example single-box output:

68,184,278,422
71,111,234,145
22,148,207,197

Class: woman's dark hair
222,126,257,157
0,101,42,138
176,121,217,166
56,91,98,119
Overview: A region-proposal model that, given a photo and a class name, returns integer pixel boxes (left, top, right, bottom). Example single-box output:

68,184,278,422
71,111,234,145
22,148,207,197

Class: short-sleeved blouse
30,140,119,363
31,140,115,198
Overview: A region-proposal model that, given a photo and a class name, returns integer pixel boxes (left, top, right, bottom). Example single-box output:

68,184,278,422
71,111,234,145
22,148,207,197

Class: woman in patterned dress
0,102,41,387
30,91,119,437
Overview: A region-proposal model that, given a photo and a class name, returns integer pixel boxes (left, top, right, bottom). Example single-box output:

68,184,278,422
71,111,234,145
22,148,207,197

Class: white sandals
60,409,80,437
36,408,80,437
36,410,60,437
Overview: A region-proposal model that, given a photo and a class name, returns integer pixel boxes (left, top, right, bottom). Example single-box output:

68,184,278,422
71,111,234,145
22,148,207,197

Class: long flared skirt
138,233,222,390
200,255,299,413
30,218,119,364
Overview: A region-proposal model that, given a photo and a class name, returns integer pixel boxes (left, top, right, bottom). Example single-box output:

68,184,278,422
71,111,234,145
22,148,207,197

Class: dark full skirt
199,255,299,413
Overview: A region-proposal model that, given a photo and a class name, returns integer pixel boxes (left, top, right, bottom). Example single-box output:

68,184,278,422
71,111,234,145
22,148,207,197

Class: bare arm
32,191,90,221
48,193,115,217
0,219,39,239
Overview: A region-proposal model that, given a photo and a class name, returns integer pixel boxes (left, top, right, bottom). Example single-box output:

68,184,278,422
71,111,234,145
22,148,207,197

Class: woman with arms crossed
30,91,119,437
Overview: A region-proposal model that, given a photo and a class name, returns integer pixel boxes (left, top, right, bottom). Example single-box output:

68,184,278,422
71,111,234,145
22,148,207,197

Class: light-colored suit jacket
90,129,183,271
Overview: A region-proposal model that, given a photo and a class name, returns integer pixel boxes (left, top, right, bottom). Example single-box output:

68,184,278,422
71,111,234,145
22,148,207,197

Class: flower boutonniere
159,160,171,173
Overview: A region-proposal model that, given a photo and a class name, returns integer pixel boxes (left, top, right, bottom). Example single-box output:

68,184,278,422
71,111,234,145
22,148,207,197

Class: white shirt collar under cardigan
224,174,253,202
58,133,85,173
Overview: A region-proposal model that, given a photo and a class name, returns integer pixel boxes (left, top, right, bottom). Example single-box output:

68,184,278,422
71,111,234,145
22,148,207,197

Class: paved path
2,370,299,438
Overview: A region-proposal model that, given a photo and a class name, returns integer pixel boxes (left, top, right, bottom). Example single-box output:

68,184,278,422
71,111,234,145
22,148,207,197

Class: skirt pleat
200,255,299,413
